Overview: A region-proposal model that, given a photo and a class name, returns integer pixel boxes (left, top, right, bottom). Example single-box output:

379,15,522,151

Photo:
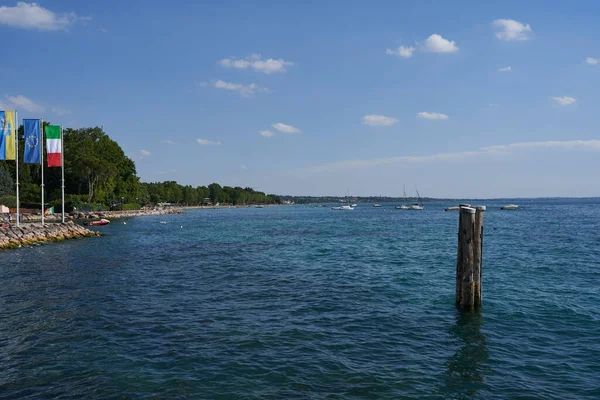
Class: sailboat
408,187,424,210
395,185,410,209
333,193,354,210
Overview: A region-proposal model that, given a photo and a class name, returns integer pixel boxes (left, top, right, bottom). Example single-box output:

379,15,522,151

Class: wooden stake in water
455,206,484,311
473,206,485,307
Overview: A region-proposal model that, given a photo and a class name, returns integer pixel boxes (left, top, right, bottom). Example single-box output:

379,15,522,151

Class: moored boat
501,204,519,210
85,218,110,226
333,205,354,210
412,188,425,210
397,185,410,210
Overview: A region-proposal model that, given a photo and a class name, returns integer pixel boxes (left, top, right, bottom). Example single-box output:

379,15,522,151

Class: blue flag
23,119,41,164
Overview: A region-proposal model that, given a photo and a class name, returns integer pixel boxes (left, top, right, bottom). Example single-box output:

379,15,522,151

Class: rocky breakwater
0,221,100,250
19,207,185,222
73,207,184,220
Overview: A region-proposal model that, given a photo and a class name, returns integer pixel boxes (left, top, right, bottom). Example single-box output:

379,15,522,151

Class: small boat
396,185,410,210
373,204,382,207
85,218,110,226
445,206,461,211
407,187,425,210
501,204,519,210
333,205,354,210
351,204,357,207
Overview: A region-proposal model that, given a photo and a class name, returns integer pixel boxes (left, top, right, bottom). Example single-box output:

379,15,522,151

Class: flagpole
15,110,20,227
61,125,65,223
41,119,44,225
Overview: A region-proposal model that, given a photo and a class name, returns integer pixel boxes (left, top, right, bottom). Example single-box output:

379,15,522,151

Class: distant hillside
279,195,455,204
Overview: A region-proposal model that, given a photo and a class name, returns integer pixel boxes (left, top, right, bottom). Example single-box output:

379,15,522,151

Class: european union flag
23,119,41,164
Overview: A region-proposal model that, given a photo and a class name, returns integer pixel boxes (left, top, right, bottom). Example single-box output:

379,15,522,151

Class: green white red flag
45,125,62,167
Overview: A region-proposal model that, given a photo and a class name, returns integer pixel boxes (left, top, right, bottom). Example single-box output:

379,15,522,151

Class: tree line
0,125,280,210
142,182,280,206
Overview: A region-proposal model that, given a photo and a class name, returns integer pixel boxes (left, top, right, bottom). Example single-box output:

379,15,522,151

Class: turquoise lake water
1,199,599,399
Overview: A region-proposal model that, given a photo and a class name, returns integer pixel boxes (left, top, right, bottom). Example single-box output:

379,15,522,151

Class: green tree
208,183,222,204
0,165,14,197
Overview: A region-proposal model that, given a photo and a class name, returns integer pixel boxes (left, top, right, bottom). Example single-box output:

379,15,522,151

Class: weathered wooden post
455,204,471,306
455,205,484,310
473,206,485,307
456,206,475,309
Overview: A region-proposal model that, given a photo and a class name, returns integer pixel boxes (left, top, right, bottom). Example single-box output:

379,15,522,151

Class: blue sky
1,0,599,197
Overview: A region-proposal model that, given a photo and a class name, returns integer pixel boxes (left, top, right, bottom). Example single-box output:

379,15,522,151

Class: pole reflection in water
442,311,490,398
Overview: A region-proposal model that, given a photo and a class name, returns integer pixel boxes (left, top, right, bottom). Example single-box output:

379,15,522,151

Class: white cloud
272,122,301,134
52,106,71,116
551,96,576,106
197,138,221,145
0,2,89,31
362,114,398,126
6,94,44,113
219,54,294,74
493,19,532,41
481,140,600,152
421,34,459,53
293,140,600,174
417,112,449,120
213,80,268,97
140,149,151,157
498,66,512,72
259,130,275,137
386,45,415,58
163,139,176,145
586,57,598,65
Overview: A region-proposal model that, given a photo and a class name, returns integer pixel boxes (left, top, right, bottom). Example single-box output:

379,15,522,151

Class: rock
0,222,100,251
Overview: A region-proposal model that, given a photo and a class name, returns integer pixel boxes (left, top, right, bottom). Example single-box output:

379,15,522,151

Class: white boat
396,185,412,210
445,206,460,211
351,204,357,207
334,193,354,210
332,205,354,210
373,204,382,208
501,204,519,210
407,187,424,210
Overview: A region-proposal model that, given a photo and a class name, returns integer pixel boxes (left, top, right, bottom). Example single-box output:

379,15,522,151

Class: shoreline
15,207,185,223
0,221,100,250
0,208,184,250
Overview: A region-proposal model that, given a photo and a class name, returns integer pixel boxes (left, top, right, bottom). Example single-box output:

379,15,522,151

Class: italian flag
45,125,62,167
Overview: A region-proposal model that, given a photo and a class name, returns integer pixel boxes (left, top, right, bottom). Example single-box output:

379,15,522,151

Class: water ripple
1,199,599,399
